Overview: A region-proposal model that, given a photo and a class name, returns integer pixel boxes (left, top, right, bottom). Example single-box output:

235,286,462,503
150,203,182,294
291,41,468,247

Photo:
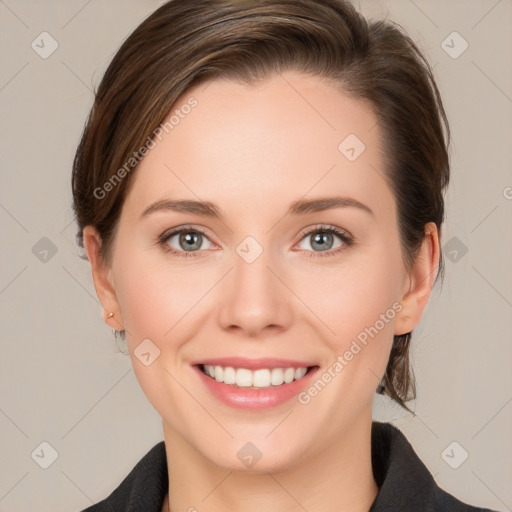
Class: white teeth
295,367,307,380
236,368,253,387
223,366,236,385
283,367,295,383
202,365,309,388
271,368,284,386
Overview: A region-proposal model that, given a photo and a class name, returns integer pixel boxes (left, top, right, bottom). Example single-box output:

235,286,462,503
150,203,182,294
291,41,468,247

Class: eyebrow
140,196,374,220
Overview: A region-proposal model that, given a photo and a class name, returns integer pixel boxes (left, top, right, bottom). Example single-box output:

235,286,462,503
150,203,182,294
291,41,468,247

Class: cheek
295,251,402,339
111,249,200,412
292,250,401,392
290,258,399,444
112,247,212,341
114,264,169,341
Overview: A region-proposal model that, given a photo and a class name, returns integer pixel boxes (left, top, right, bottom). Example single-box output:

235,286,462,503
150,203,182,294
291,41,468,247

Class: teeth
201,365,309,388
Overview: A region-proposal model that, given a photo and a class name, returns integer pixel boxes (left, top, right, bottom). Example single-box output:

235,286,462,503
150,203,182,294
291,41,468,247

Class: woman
72,0,499,510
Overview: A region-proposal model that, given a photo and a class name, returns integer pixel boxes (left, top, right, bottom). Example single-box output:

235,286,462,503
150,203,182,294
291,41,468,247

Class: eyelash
157,224,354,259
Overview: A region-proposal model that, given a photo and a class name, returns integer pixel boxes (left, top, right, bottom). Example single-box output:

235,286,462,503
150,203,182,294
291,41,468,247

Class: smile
192,360,320,410
199,364,312,389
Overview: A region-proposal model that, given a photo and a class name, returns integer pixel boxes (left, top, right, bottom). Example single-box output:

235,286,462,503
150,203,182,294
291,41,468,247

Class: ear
394,222,440,336
83,225,124,331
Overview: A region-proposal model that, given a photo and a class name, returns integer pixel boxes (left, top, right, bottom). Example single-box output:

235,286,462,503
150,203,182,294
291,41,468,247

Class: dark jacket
79,421,499,511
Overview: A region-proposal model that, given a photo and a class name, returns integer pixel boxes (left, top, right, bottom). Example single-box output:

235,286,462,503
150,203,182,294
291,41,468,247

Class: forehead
122,71,394,221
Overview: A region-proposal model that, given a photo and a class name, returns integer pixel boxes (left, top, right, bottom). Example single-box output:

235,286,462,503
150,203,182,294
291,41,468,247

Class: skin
83,70,439,512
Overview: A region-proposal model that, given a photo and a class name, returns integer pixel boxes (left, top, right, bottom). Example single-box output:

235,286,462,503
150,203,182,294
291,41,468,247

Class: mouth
195,363,319,389
190,357,320,409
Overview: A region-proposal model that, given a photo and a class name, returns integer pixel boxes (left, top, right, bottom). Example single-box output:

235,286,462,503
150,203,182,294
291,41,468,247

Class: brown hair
71,0,450,414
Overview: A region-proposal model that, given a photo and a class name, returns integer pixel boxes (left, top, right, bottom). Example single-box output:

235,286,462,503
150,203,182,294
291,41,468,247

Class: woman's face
85,70,435,471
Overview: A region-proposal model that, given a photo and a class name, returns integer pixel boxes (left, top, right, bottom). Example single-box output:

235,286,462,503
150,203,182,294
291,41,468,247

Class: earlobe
82,226,124,331
394,222,440,336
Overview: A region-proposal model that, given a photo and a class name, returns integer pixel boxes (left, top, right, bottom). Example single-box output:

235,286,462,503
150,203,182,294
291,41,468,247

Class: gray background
0,0,511,510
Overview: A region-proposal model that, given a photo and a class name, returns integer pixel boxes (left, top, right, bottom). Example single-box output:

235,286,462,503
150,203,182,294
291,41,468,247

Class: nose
217,246,294,338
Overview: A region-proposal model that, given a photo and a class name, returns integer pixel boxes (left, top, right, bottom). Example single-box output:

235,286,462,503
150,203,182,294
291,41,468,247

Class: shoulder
78,440,168,512
370,421,499,512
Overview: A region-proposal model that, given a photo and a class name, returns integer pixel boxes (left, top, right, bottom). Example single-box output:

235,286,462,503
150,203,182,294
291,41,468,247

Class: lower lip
193,365,319,410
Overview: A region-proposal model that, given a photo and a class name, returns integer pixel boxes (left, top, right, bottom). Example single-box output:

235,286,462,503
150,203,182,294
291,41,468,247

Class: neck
162,412,378,512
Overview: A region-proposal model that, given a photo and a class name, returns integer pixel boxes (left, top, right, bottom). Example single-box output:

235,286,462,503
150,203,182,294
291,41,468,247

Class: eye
157,224,354,259
158,225,216,258
294,225,353,258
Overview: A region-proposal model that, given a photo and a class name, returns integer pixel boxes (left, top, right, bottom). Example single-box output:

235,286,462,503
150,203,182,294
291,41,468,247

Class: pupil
312,231,332,251
181,232,201,251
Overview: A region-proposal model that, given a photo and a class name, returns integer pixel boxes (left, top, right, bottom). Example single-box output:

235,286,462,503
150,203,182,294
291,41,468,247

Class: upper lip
191,357,317,370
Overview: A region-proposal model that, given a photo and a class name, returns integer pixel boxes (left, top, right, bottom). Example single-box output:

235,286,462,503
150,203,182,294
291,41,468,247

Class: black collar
369,421,494,511
80,421,497,511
